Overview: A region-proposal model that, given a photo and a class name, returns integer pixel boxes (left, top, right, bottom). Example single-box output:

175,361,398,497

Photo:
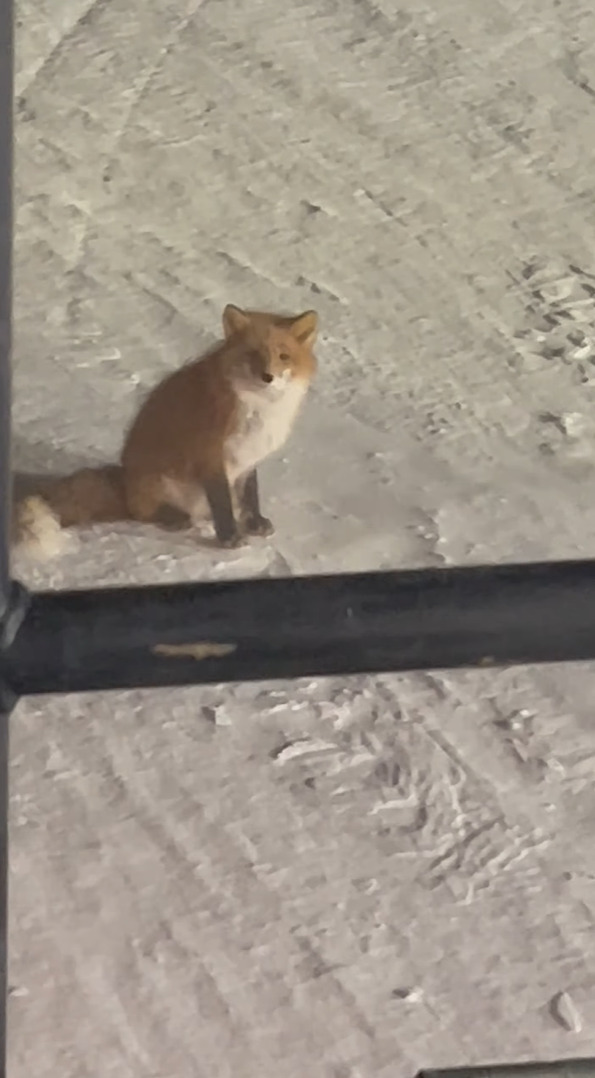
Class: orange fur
15,306,318,556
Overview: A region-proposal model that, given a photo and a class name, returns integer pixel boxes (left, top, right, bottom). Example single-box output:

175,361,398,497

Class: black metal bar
0,0,13,1070
0,0,13,602
418,1062,595,1078
4,558,595,697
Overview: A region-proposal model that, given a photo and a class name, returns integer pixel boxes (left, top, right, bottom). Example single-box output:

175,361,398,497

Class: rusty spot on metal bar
152,642,237,661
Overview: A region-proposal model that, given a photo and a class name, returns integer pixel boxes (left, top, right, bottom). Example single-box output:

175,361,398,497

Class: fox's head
223,305,318,387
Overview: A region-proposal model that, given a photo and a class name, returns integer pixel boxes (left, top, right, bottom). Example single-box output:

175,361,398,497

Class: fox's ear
223,304,250,338
290,310,318,347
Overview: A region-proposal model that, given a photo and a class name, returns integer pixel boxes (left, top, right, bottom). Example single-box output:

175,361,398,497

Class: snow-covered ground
9,0,595,1074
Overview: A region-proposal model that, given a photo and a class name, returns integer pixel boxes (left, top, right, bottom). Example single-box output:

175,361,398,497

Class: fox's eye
279,352,290,362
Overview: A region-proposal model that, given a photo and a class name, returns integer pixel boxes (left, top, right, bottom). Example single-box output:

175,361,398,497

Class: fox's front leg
236,470,274,537
203,470,246,548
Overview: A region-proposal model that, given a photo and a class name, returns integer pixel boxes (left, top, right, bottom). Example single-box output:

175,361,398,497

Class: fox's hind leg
125,474,189,530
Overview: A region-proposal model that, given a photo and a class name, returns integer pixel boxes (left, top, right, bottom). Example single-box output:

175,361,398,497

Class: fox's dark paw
218,530,248,549
245,515,275,538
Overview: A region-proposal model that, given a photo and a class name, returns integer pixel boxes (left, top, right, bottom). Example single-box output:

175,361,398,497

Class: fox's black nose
262,372,274,384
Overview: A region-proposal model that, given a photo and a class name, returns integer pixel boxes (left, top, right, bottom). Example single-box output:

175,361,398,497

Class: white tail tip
14,496,70,560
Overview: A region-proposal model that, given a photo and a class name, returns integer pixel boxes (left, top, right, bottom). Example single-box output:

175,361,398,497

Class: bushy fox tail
14,465,128,559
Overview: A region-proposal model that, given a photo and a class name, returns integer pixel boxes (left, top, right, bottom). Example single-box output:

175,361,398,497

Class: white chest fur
225,378,307,481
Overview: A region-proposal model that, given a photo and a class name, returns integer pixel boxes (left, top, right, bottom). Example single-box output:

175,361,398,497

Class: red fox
16,304,318,555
